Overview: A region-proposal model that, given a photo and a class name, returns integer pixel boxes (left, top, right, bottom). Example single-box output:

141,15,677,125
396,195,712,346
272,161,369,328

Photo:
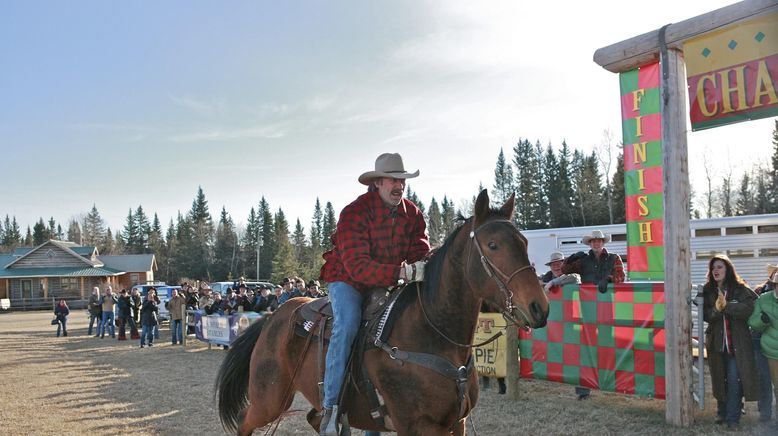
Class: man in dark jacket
116,289,137,341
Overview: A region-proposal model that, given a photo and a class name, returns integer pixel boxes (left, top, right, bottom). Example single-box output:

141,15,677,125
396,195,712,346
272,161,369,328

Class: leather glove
762,311,771,324
714,291,727,312
402,260,426,283
544,282,553,292
597,278,609,294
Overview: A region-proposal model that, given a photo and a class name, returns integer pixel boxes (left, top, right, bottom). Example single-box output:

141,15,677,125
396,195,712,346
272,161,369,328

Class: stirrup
320,406,339,436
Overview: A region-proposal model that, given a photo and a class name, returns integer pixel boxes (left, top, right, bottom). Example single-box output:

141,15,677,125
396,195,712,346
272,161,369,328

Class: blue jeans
323,281,364,408
753,335,774,419
171,319,183,344
88,313,100,335
717,352,743,425
101,311,115,337
141,324,154,345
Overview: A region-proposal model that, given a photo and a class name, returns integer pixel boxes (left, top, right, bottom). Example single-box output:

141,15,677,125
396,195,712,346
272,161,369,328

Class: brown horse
215,190,549,435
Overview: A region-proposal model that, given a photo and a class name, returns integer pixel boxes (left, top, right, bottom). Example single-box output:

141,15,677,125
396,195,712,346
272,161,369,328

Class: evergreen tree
148,213,165,277
24,226,32,246
66,219,82,244
427,197,443,246
32,218,48,245
271,208,297,282
735,173,755,216
406,185,425,214
611,152,626,224
292,219,309,275
0,220,4,251
56,224,63,241
121,208,139,253
185,187,215,280
755,175,770,214
258,197,275,280
2,215,22,251
213,207,238,281
309,198,324,280
173,212,195,280
242,207,260,279
543,145,565,228
493,147,515,206
720,172,733,217
134,205,151,252
163,219,177,282
104,227,119,255
82,204,106,246
440,196,457,238
533,141,550,227
47,217,58,240
322,202,337,251
556,141,577,227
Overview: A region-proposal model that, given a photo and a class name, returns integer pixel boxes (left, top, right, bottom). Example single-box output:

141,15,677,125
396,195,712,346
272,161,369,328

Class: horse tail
215,316,265,434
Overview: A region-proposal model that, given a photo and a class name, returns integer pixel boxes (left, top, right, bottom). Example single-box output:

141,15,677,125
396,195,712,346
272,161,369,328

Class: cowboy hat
768,264,778,284
545,251,565,266
358,153,420,185
581,229,611,245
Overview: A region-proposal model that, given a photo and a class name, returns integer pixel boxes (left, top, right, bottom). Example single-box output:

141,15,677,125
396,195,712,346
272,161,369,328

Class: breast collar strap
468,218,534,326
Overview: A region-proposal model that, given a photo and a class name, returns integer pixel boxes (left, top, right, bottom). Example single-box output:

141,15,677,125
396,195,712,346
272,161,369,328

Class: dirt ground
0,311,774,436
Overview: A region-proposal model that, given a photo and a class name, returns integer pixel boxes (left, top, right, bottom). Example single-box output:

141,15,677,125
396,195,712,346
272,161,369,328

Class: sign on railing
190,310,264,346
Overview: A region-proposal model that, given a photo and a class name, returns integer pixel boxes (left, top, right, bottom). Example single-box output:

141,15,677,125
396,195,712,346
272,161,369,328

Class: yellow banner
474,313,507,378
685,13,777,76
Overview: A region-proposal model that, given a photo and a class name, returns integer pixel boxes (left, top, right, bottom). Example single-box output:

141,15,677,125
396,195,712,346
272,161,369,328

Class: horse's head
464,189,549,329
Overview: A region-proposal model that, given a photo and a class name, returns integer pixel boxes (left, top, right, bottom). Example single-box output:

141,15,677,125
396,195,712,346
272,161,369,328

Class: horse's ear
499,193,516,220
473,189,490,223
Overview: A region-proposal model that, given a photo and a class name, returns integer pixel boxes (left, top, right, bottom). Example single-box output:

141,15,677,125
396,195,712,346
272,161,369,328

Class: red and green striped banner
519,283,666,399
620,63,665,281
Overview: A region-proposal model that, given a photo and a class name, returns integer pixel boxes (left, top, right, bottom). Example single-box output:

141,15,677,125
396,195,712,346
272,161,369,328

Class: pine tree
135,205,151,252
292,219,309,274
24,226,32,246
242,207,260,279
427,197,443,246
163,219,177,282
82,204,106,246
0,219,4,252
309,198,324,280
271,208,297,282
185,187,215,280
121,208,139,253
66,219,82,244
47,217,58,240
735,173,755,216
406,185,425,214
104,227,119,255
493,148,515,206
213,207,238,281
440,196,457,238
543,145,565,228
1,215,21,251
557,141,577,227
755,175,770,214
322,202,337,251
32,218,48,245
533,141,549,227
148,213,165,276
611,152,626,224
258,197,275,280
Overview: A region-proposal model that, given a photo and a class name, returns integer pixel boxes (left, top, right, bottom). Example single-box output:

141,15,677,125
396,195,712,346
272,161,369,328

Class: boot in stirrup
320,405,339,436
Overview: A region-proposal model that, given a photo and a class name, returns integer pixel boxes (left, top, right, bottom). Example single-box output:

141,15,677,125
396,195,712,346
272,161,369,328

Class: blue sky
1,1,774,236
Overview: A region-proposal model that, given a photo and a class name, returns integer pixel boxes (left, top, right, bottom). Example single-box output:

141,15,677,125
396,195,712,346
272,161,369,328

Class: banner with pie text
474,312,508,378
684,12,778,130
620,62,665,281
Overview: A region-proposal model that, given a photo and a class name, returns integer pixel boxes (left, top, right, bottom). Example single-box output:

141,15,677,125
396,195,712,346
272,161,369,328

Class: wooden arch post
593,0,778,427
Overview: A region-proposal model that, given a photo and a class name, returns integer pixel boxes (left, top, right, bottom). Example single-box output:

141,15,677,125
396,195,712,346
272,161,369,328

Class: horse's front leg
451,417,466,436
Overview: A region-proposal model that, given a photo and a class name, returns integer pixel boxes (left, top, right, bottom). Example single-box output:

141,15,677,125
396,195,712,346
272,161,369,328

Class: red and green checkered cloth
519,283,666,399
620,63,665,281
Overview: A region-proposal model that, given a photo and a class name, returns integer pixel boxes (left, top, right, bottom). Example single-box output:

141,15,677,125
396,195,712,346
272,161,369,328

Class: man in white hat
562,229,624,401
562,229,625,291
318,152,431,436
750,264,778,422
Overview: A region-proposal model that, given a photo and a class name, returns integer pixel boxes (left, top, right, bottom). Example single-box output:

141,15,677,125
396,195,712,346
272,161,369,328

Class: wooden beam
662,47,694,426
593,0,778,73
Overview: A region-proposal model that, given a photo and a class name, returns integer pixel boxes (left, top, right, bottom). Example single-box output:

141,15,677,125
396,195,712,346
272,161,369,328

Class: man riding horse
318,152,430,436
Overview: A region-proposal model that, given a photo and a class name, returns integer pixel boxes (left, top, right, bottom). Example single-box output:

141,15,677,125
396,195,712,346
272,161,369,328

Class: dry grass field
0,310,774,435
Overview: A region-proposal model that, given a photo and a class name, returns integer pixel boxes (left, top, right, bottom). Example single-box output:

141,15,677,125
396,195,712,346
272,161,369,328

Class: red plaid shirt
320,191,430,291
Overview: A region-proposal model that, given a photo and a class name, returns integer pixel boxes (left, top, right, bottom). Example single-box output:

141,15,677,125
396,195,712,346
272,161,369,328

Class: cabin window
727,249,754,258
694,228,721,237
130,273,140,283
725,226,752,236
758,225,778,234
61,277,79,291
760,248,778,257
611,233,627,242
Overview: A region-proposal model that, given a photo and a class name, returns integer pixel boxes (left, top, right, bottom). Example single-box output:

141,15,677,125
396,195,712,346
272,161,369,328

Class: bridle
467,218,535,327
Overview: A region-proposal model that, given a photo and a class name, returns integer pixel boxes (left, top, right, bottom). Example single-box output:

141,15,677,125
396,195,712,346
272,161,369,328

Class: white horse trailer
523,213,778,287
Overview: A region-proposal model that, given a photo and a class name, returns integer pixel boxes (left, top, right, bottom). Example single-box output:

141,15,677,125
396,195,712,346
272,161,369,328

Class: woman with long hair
54,299,69,337
701,254,758,430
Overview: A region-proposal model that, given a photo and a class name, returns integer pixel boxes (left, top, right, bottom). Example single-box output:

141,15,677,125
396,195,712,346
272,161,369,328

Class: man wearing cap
318,152,431,436
562,229,625,292
748,265,778,423
540,251,581,292
305,280,323,298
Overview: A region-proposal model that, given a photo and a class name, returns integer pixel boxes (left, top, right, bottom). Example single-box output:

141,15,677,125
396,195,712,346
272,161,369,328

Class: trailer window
727,249,754,258
695,251,719,260
694,228,721,237
760,248,778,257
611,233,627,242
758,225,778,234
725,226,752,236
